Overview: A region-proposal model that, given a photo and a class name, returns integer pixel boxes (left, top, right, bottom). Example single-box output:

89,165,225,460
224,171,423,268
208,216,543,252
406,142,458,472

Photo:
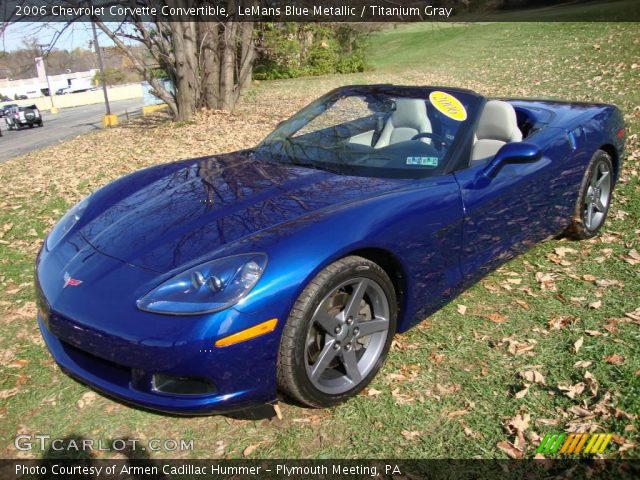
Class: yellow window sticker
429,91,467,122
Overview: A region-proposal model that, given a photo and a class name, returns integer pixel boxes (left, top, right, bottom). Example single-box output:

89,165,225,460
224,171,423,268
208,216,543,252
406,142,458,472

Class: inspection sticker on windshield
406,156,439,167
429,91,467,121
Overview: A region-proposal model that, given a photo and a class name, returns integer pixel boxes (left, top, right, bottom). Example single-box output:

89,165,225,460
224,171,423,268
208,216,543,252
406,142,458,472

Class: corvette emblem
63,272,82,288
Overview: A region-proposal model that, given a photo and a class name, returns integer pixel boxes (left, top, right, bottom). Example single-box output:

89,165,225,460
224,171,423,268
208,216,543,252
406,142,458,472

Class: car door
454,132,573,286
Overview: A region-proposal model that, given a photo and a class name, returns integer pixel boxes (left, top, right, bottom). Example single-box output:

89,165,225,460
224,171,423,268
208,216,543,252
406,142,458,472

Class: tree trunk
237,22,255,96
219,22,238,111
171,21,198,121
199,22,220,109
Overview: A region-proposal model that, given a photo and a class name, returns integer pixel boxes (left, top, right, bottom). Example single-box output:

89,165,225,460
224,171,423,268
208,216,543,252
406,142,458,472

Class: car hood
80,151,406,273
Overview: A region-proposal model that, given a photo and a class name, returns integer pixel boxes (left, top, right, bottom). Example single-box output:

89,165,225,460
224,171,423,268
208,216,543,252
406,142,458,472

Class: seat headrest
391,98,429,131
476,100,522,143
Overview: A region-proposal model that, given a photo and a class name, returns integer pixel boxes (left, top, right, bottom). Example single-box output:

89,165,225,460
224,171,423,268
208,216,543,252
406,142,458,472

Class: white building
0,69,97,99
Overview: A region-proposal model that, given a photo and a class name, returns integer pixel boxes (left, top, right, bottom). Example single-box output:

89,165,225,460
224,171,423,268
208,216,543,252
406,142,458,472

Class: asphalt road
0,98,143,163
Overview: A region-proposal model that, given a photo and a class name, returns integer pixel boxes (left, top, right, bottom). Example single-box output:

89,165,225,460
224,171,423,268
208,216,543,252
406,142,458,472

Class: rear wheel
565,150,613,240
278,256,397,407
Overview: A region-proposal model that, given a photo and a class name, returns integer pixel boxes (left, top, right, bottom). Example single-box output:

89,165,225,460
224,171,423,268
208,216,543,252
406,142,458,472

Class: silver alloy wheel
304,277,390,394
583,160,612,231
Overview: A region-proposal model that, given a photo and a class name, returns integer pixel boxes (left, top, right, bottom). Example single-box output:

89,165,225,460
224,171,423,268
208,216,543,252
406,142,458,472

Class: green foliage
93,68,126,87
253,23,368,80
93,66,143,87
152,68,169,80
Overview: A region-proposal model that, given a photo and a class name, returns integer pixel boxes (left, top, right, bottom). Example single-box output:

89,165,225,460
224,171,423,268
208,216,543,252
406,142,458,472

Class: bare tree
92,3,255,120
3,1,256,121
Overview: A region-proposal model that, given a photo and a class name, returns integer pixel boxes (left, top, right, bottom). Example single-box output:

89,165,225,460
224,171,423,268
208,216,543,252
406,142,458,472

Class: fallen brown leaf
548,315,577,330
460,421,482,439
507,413,531,433
428,352,445,365
8,359,29,369
447,409,469,419
584,371,598,396
0,388,18,400
242,443,260,457
623,249,640,265
391,388,414,406
515,384,530,399
558,382,585,399
401,430,422,441
434,383,460,396
568,405,593,417
484,313,507,323
625,308,640,322
519,370,546,385
76,391,98,409
573,360,593,369
585,330,605,336
497,440,523,459
555,246,577,257
605,353,625,365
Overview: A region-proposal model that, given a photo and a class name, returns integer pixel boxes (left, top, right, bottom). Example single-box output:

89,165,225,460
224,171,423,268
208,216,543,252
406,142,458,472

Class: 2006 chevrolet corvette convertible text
35,85,625,413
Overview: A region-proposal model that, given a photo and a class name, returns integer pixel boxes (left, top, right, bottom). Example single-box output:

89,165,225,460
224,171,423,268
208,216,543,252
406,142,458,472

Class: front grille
60,340,131,389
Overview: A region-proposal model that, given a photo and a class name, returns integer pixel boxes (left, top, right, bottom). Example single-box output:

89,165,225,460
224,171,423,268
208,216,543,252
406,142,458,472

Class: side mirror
483,142,542,178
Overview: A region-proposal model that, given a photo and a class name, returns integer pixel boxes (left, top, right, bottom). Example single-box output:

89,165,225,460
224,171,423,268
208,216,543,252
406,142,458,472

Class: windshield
256,86,481,179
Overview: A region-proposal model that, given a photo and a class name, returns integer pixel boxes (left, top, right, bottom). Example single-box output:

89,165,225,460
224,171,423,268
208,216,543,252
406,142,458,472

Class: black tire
38,120,43,127
29,124,34,128
565,150,614,240
278,255,397,408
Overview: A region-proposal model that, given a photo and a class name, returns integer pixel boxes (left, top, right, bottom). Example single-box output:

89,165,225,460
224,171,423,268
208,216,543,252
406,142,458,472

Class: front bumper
35,238,283,414
38,315,270,414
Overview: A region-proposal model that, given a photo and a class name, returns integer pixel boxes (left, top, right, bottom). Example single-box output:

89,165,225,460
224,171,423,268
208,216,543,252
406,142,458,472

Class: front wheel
565,150,614,240
278,256,397,407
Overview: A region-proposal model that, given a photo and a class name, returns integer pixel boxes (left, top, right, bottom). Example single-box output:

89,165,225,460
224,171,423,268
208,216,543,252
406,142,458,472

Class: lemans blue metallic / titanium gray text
35,85,625,412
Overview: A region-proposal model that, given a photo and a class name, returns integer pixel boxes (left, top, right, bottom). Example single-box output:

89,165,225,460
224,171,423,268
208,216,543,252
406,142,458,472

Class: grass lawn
0,22,638,459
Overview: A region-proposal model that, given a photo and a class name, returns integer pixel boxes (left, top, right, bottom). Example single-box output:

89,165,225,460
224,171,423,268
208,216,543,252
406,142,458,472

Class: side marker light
215,318,278,347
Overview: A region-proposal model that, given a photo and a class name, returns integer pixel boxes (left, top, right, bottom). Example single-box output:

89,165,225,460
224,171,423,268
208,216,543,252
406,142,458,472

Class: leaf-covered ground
0,22,638,459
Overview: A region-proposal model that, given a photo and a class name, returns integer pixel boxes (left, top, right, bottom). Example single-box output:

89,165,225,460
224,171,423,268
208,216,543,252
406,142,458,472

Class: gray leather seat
374,99,432,149
471,100,522,165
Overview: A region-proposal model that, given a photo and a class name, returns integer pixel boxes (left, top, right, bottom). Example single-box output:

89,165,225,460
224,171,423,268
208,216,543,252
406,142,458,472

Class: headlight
137,253,268,315
46,196,90,251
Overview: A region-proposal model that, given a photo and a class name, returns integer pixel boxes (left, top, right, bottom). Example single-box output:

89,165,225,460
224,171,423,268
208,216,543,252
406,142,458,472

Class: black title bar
2,0,640,22
1,459,640,480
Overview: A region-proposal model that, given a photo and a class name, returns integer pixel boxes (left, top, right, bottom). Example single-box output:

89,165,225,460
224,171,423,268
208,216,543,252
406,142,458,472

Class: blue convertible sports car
36,85,625,413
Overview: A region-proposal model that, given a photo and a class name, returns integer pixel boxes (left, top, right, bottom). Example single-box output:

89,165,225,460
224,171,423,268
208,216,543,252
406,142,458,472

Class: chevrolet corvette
35,85,625,412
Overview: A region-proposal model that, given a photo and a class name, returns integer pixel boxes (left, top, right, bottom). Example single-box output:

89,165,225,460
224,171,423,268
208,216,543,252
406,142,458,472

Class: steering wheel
410,132,450,150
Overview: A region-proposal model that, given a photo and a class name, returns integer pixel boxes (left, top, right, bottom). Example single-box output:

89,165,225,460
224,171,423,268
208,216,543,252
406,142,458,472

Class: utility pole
91,21,111,116
36,45,56,112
